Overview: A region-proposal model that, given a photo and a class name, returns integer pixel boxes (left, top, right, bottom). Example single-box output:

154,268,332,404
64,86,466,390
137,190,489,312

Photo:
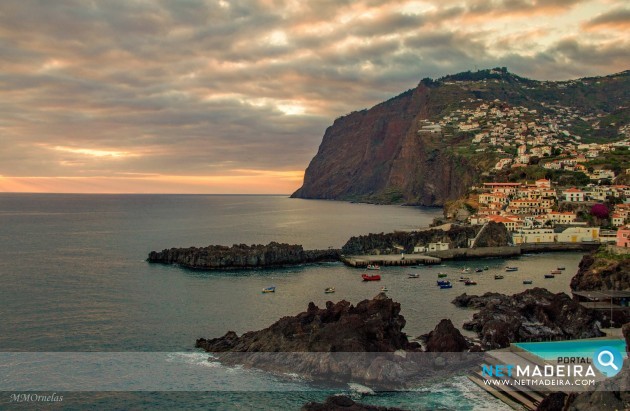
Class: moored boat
557,266,565,270
324,287,335,293
437,280,451,286
483,266,489,271
408,273,420,278
475,268,483,273
461,267,470,273
458,276,470,282
366,264,381,270
550,269,562,274
362,274,381,281
544,274,555,279
439,283,453,289
505,266,518,272
494,275,504,280
464,280,477,285
523,280,533,284
437,272,448,278
380,286,388,292
262,286,276,293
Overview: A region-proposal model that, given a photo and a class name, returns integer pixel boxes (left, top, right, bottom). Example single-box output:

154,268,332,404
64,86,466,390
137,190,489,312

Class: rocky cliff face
453,288,603,349
419,319,470,352
570,251,630,291
291,84,475,206
147,242,339,270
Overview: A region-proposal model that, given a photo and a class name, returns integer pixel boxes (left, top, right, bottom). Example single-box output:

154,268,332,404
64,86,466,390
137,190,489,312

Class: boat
408,273,420,278
362,274,381,281
380,286,388,292
550,269,562,275
458,276,470,282
505,266,518,272
544,274,555,279
475,268,483,273
557,266,565,270
439,283,453,289
494,275,504,280
437,280,451,286
483,266,489,271
461,267,470,273
324,287,335,293
464,280,477,285
262,286,276,293
437,272,448,278
523,280,533,284
366,264,381,270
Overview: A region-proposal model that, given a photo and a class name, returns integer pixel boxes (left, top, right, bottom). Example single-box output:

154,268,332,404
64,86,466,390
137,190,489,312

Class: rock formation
453,288,603,349
196,293,415,352
147,242,339,270
302,395,408,411
420,319,470,352
570,251,630,291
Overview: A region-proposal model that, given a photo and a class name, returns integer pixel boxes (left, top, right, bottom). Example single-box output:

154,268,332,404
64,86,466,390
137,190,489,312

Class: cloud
0,0,627,193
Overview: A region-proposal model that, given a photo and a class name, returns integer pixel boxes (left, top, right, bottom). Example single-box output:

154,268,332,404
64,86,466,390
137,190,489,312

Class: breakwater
147,242,340,270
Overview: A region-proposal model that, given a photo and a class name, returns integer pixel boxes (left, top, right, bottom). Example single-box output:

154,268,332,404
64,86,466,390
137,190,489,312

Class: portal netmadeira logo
481,345,624,388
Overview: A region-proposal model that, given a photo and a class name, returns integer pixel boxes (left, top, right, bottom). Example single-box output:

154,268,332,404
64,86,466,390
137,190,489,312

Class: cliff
147,242,339,270
292,69,629,206
452,288,603,349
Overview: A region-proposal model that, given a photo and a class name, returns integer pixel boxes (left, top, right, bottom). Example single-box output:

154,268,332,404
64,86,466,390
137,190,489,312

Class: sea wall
147,242,340,270
426,246,520,260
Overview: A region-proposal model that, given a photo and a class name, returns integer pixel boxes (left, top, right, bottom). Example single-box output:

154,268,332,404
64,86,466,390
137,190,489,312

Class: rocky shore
147,241,339,270
452,288,603,349
196,293,481,389
570,250,630,291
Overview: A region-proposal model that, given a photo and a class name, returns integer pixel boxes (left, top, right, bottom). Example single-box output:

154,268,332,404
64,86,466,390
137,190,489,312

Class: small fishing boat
458,276,470,282
461,267,470,273
523,280,533,284
262,286,276,293
380,286,388,292
550,269,562,275
544,274,555,279
408,273,420,278
475,268,483,273
437,272,448,278
366,264,381,270
324,287,335,293
437,280,451,286
483,266,489,271
505,266,518,272
464,280,477,286
557,266,565,270
494,275,504,280
439,283,453,289
362,274,381,281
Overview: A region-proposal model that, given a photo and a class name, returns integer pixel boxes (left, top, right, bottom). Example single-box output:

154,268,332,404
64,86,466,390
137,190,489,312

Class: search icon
593,346,623,377
597,350,619,370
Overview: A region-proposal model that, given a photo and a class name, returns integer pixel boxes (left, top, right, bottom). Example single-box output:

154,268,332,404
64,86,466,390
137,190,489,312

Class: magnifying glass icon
597,350,619,370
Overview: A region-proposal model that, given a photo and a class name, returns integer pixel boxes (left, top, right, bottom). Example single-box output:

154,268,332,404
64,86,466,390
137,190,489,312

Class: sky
1,0,628,194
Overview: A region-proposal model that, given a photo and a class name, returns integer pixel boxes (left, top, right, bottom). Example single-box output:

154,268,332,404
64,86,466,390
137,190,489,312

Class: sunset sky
1,0,628,194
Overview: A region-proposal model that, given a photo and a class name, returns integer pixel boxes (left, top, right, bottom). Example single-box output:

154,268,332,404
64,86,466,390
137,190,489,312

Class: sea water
0,194,583,409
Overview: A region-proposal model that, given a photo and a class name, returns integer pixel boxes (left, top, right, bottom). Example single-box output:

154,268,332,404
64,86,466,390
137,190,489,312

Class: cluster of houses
466,180,630,246
416,97,629,178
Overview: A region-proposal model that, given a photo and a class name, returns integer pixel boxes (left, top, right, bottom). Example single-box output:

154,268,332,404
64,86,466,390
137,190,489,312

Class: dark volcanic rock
341,225,490,255
302,395,408,411
570,251,630,291
196,293,415,352
421,319,470,352
147,241,339,270
453,288,604,349
472,221,513,248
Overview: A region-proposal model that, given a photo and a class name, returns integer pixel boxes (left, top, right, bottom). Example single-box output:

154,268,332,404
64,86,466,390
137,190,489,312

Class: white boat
262,286,276,293
407,273,420,278
324,287,335,293
367,264,381,270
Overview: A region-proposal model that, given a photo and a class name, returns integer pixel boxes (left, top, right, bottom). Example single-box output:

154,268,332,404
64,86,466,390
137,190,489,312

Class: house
612,213,626,227
555,226,600,243
563,188,585,202
617,226,630,247
428,242,449,252
512,228,555,244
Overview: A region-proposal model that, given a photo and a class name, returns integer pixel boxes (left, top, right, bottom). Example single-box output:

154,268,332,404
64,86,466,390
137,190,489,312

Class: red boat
362,274,381,281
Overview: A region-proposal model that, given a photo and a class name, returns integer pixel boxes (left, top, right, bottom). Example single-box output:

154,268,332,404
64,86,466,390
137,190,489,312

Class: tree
590,203,610,219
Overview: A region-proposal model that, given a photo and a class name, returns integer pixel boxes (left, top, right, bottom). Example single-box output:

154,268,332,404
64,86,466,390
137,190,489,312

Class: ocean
0,194,584,409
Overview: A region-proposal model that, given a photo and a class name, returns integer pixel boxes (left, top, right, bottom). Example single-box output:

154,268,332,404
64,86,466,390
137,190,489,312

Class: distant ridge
292,68,629,206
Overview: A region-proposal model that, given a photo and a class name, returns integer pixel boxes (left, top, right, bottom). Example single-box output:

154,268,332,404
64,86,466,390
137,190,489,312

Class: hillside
291,68,630,206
